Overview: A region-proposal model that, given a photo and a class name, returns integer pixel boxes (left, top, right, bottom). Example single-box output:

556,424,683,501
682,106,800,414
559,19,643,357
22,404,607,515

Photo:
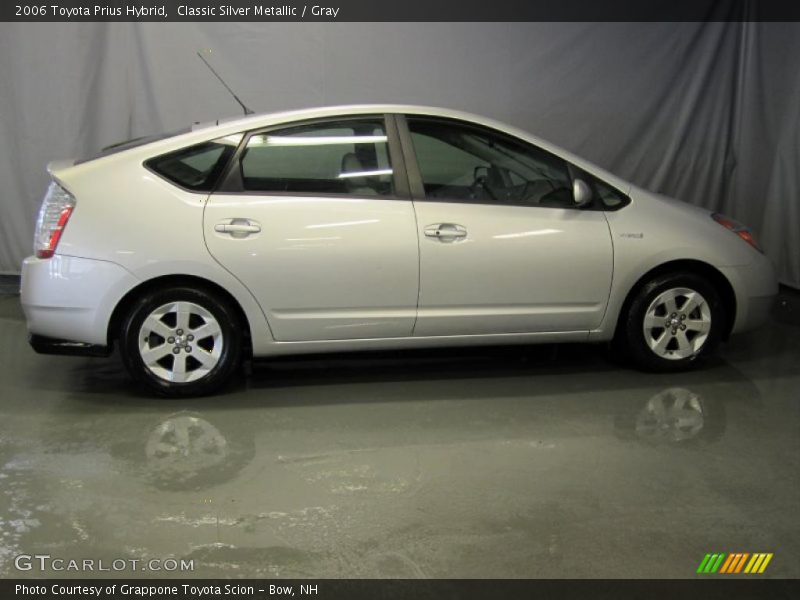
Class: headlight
711,213,761,253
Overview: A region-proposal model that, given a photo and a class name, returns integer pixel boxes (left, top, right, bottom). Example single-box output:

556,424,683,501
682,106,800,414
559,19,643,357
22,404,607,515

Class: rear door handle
214,219,262,238
424,223,468,241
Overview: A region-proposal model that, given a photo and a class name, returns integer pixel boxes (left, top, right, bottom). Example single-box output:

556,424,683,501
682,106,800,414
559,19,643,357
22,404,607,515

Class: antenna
197,49,254,116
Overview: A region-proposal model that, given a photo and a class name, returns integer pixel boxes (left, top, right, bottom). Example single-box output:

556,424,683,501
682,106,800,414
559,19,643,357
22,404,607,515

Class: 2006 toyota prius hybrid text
21,105,778,396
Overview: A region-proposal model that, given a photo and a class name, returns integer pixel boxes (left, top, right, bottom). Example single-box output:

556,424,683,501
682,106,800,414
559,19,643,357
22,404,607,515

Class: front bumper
720,254,779,334
21,254,140,346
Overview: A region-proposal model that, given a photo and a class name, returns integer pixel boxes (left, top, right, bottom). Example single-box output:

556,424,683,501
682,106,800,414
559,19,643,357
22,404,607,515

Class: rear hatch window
75,128,191,165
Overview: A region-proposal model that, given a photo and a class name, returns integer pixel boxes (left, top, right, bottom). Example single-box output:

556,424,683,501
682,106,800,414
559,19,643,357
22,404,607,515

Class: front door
401,115,614,337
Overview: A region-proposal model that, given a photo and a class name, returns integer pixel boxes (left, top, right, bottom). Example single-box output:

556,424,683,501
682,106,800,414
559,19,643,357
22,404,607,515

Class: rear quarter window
145,135,241,191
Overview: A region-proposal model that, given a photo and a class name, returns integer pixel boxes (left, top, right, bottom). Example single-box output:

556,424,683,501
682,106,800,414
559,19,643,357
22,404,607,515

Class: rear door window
238,118,395,196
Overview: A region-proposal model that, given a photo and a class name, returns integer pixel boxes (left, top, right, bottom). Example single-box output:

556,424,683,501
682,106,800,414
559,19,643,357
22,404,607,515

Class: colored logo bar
697,553,773,574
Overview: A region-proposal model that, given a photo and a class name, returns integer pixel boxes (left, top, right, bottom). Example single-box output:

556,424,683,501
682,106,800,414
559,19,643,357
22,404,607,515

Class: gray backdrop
1,22,798,287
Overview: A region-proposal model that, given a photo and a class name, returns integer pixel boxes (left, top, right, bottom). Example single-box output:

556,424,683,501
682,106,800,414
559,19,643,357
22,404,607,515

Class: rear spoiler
46,159,76,177
45,160,77,191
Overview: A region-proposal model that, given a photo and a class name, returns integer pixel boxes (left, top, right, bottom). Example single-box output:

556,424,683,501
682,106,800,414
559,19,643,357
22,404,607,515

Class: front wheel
119,287,243,397
619,273,726,372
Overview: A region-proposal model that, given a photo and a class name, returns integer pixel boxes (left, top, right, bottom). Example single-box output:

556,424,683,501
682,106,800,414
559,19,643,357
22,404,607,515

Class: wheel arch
614,259,737,341
107,274,253,356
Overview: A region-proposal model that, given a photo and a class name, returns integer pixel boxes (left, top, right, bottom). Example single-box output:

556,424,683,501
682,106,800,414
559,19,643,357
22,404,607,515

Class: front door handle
214,218,262,238
424,223,468,241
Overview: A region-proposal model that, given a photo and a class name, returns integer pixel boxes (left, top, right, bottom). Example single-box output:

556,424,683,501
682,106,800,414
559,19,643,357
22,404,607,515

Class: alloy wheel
642,287,711,360
138,301,224,383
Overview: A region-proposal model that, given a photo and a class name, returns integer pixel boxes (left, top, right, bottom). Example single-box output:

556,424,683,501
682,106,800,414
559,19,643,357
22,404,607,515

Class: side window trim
394,114,426,200
213,114,411,200
384,114,411,199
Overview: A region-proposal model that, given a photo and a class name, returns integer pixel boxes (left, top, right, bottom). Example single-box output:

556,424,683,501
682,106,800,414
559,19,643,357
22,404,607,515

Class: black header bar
3,0,800,22
4,579,800,600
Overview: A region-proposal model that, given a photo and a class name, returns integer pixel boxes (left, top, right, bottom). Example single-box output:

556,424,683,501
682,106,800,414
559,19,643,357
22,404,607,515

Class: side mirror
572,178,593,207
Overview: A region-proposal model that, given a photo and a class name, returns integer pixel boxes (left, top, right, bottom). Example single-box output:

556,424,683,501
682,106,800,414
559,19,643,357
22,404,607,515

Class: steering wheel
469,167,498,201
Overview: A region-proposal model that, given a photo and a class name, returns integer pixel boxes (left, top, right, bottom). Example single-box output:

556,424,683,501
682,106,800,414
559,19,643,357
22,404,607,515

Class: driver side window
407,117,573,208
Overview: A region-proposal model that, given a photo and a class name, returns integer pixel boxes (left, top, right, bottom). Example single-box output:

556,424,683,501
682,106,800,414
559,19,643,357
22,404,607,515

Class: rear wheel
620,272,725,372
119,287,242,397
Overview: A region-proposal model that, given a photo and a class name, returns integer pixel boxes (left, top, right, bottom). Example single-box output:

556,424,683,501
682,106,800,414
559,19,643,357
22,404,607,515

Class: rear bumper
21,254,139,346
29,334,112,357
720,255,779,334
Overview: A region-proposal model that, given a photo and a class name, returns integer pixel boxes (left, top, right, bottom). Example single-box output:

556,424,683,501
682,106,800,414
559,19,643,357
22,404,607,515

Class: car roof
191,104,509,134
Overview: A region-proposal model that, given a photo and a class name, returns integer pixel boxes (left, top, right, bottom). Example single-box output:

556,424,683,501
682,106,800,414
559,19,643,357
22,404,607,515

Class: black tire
119,286,243,397
618,272,726,372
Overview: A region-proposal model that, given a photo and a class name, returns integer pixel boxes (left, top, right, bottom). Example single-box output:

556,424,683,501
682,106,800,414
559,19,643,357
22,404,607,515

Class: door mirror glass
572,178,593,207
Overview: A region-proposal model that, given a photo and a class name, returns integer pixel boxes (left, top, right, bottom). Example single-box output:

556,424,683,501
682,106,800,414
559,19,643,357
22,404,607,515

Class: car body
21,105,778,395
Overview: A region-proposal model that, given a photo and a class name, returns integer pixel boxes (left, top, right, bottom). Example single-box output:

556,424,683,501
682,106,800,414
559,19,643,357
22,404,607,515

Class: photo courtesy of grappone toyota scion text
21,105,778,396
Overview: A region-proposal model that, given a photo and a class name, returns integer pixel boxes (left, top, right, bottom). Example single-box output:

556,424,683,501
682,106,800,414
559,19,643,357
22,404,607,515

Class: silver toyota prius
21,105,778,396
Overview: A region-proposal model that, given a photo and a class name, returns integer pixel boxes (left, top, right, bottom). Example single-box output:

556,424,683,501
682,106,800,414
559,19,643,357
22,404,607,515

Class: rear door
399,115,614,337
203,115,420,342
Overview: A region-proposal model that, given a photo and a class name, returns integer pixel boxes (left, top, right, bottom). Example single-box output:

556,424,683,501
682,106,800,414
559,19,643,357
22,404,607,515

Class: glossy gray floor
0,293,798,579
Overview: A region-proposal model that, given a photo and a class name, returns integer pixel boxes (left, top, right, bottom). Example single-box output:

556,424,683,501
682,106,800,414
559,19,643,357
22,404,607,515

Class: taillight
34,182,76,259
711,213,761,252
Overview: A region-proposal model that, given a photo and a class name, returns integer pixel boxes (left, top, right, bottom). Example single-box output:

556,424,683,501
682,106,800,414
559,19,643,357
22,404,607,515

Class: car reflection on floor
1,294,798,578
